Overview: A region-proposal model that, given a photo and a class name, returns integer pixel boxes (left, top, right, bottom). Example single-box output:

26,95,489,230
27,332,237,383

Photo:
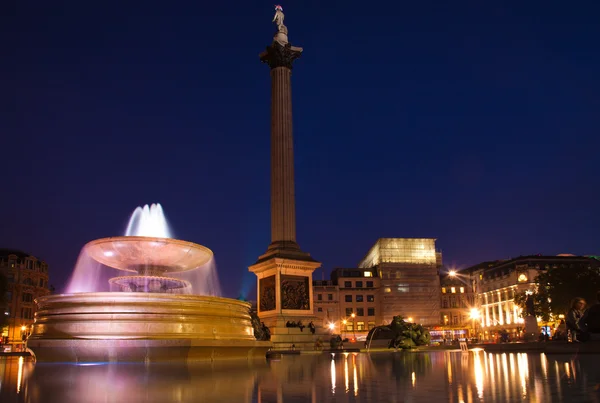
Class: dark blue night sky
3,1,599,298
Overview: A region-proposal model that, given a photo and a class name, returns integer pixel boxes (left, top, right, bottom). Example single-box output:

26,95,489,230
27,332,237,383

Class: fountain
27,204,271,363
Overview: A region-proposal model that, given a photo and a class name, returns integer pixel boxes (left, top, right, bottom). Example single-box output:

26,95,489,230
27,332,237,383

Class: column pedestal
249,252,323,350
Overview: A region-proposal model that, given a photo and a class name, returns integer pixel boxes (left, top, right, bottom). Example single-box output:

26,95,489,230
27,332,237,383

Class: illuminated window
451,287,456,293
364,271,373,277
460,287,465,293
518,274,528,282
441,287,447,294
357,322,365,331
384,287,391,293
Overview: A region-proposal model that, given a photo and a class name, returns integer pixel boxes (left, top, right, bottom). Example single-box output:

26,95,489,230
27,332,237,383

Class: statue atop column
271,5,289,45
260,5,303,69
273,5,286,33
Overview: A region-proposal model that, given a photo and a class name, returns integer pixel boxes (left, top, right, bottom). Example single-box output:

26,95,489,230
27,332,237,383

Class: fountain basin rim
35,292,250,307
83,236,214,273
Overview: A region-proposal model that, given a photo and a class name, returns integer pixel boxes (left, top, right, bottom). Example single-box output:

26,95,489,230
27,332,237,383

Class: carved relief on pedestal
259,275,276,312
280,275,310,310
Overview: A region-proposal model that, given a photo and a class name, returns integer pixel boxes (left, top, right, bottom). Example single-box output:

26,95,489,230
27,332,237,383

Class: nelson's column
249,6,322,349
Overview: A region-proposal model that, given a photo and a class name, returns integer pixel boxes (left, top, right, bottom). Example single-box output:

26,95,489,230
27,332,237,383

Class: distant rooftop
0,248,44,261
358,238,438,268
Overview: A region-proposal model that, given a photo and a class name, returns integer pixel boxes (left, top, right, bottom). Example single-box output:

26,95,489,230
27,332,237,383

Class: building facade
470,255,600,341
1,249,51,350
313,268,382,340
358,238,442,326
438,272,476,341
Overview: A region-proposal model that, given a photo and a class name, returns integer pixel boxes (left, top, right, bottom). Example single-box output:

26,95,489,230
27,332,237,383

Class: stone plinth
249,252,322,350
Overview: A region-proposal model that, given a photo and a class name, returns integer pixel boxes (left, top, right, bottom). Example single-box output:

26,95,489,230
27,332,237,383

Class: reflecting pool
2,351,600,402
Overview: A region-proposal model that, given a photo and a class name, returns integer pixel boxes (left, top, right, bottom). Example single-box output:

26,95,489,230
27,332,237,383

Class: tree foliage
514,264,600,322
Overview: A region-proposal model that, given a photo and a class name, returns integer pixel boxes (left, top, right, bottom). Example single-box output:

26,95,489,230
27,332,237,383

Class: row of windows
383,286,437,293
441,287,466,294
343,321,376,331
345,307,375,317
482,290,516,302
442,314,468,325
5,292,38,303
316,294,334,301
4,307,34,320
343,281,374,288
6,274,47,287
2,259,48,272
344,295,375,303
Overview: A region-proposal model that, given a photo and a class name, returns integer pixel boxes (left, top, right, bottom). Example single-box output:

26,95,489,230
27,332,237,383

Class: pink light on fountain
65,203,221,296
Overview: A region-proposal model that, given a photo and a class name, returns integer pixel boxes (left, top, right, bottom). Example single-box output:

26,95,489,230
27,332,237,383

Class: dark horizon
3,1,599,298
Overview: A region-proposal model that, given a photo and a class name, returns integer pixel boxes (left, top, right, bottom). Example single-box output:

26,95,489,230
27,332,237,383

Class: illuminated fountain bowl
28,293,271,363
84,236,213,274
27,236,272,363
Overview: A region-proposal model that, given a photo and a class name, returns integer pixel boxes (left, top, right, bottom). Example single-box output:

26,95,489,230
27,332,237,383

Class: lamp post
20,325,27,352
351,313,356,340
342,319,347,340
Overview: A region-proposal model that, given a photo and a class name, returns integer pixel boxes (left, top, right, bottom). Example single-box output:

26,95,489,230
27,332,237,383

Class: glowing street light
469,309,480,340
328,323,335,331
407,317,413,323
449,270,457,277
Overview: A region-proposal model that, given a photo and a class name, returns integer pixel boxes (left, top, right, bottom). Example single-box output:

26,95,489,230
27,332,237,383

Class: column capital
260,41,303,70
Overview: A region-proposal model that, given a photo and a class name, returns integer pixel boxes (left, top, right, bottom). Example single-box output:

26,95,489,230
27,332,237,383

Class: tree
514,264,600,322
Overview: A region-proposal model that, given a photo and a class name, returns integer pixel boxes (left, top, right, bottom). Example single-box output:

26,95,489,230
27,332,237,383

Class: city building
0,249,51,350
313,268,382,340
469,255,600,341
358,238,442,326
438,270,476,341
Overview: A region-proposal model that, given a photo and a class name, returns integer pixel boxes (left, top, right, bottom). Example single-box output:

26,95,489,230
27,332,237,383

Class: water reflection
1,351,600,402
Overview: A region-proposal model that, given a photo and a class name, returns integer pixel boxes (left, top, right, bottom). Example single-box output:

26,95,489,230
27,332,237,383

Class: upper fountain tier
85,236,213,275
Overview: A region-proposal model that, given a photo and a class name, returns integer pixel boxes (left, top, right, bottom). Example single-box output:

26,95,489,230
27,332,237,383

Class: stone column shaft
270,66,296,243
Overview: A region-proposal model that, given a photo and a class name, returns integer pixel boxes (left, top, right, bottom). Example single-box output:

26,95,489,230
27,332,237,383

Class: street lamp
351,313,356,340
469,308,481,339
449,270,457,277
342,319,347,340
